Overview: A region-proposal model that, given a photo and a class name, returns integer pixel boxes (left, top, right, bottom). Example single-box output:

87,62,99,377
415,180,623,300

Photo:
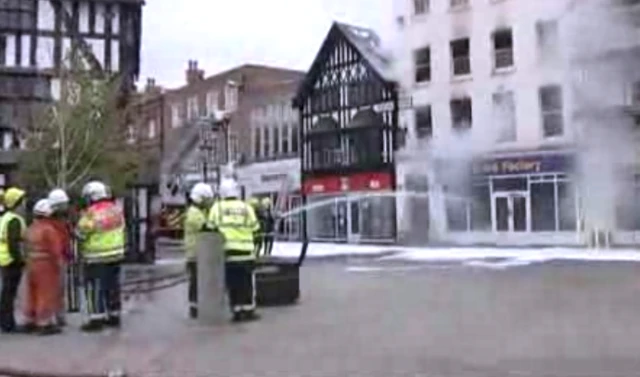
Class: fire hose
0,368,128,377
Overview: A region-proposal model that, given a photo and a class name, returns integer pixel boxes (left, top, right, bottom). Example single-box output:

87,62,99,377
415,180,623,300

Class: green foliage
17,52,140,196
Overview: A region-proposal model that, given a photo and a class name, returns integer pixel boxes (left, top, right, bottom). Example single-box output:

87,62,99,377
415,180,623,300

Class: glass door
347,198,361,243
493,192,529,232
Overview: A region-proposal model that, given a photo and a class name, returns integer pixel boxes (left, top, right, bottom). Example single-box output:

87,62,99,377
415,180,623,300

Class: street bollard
196,231,227,326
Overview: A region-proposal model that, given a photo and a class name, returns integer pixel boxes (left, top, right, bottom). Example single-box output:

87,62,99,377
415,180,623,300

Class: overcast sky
139,0,394,89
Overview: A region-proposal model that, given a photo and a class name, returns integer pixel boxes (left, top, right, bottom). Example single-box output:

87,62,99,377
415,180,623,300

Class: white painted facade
392,0,640,246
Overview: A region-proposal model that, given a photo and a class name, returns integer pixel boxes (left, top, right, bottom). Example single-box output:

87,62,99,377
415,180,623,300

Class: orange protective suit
49,218,72,315
24,218,65,326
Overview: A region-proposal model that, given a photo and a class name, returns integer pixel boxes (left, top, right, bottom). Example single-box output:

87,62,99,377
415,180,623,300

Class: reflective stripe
0,212,26,267
183,206,207,261
78,204,125,262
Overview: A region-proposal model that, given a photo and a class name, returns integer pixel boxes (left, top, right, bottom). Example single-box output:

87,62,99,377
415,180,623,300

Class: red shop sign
302,172,392,194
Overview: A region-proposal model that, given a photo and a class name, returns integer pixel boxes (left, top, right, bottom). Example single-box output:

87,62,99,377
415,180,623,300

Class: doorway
493,192,529,232
347,198,361,243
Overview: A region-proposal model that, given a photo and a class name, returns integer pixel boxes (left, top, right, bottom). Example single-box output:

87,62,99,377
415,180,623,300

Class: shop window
531,181,556,231
446,198,468,231
470,183,491,231
558,181,577,231
615,175,640,230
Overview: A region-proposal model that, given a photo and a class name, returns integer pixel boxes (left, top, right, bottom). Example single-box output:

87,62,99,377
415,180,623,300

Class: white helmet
48,188,69,207
219,178,240,199
82,181,109,202
33,198,53,217
190,182,214,205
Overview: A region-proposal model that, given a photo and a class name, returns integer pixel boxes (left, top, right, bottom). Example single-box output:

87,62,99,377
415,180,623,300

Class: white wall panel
95,3,105,34
62,38,72,65
37,1,55,31
4,35,15,67
50,78,61,101
87,39,105,66
36,37,54,69
111,40,119,71
20,35,31,67
79,2,90,33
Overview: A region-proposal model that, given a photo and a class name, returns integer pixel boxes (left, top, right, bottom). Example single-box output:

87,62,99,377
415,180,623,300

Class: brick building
159,61,304,200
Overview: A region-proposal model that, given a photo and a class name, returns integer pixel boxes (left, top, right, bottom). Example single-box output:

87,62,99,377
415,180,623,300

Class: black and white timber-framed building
292,22,400,244
0,0,143,185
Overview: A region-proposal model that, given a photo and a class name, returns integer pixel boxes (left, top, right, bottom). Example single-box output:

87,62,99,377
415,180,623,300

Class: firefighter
47,188,72,327
248,197,263,256
0,187,27,333
261,197,276,256
23,199,65,335
76,181,125,332
208,178,260,322
184,182,214,319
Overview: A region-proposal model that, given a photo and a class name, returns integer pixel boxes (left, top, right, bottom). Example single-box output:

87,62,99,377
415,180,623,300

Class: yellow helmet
4,187,25,209
261,197,272,207
248,197,260,206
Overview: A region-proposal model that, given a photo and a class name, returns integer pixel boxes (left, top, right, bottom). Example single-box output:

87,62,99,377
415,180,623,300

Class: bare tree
17,52,140,195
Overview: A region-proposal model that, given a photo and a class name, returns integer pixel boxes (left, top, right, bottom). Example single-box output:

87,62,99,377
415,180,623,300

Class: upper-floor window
493,91,516,142
187,96,198,120
415,105,433,139
126,125,136,144
450,97,472,130
536,20,559,61
0,37,5,66
539,85,564,138
282,124,290,154
228,133,239,162
291,125,299,154
171,103,182,128
451,38,471,76
414,47,431,83
629,80,640,106
253,127,262,159
450,0,469,10
413,0,429,14
206,90,219,115
225,84,238,112
273,125,280,156
0,0,37,33
148,120,157,139
263,127,270,157
492,28,514,70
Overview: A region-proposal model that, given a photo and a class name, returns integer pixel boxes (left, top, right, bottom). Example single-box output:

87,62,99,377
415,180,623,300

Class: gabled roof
293,21,394,107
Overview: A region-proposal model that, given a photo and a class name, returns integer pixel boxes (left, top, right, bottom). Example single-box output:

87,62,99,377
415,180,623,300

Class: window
263,127,270,157
536,20,559,60
282,124,290,154
493,91,516,142
539,85,564,137
206,90,219,115
229,133,239,161
450,38,471,76
148,120,157,139
273,125,280,155
171,103,182,128
126,125,135,144
253,127,262,159
413,47,431,83
414,105,433,139
450,0,469,10
492,29,514,70
187,96,198,120
225,84,238,111
0,36,5,66
450,97,472,130
414,0,429,14
291,125,299,153
531,181,555,231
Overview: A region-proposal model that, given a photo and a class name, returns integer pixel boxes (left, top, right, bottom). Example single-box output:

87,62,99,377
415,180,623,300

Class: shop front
302,171,396,244
435,152,581,246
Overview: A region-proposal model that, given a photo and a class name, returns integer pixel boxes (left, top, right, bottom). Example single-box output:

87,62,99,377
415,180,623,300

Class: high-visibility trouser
186,261,197,310
224,257,256,314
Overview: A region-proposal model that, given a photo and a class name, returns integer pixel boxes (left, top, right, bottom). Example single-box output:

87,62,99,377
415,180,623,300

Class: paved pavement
2,259,640,376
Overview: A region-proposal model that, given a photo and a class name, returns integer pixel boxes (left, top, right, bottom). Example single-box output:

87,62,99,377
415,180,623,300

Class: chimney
145,77,156,92
186,60,205,85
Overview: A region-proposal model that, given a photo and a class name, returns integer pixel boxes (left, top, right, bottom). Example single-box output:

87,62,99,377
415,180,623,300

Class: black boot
243,311,261,322
81,320,104,332
103,316,121,328
189,307,198,319
232,311,244,323
20,323,38,334
38,325,62,336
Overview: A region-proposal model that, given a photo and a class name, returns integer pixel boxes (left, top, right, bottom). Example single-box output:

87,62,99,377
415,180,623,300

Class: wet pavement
1,259,640,376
